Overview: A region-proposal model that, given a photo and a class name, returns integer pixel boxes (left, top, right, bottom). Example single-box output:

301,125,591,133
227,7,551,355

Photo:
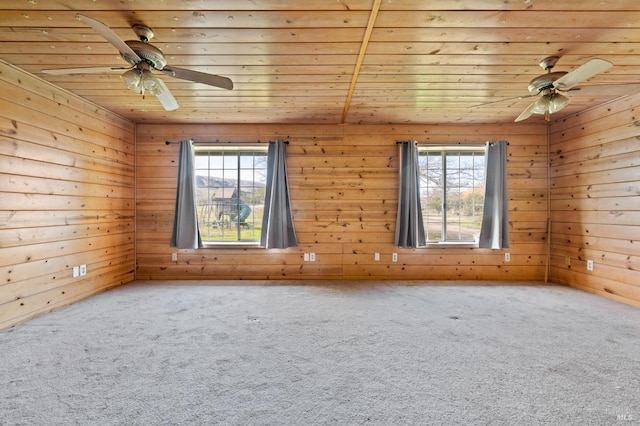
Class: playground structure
199,188,252,229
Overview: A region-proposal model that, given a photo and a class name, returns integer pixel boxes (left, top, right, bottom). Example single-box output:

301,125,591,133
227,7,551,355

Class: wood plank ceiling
1,0,640,125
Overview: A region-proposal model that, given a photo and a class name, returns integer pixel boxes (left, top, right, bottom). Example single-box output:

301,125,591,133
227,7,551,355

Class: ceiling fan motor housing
527,71,568,94
123,40,167,70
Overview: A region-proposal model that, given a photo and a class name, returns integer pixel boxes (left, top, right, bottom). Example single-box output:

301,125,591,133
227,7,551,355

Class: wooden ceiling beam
341,0,382,124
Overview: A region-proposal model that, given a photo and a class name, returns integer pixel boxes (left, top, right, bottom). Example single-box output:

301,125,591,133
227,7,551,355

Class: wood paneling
549,91,640,306
2,1,640,125
136,122,549,281
0,60,136,330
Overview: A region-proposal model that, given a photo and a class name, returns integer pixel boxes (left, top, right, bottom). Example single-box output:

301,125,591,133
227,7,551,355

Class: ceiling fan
42,14,233,111
513,56,612,122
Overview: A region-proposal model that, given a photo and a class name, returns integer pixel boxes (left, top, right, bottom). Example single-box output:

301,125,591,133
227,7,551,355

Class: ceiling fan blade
76,14,141,64
161,67,233,90
42,66,129,75
553,58,612,90
154,79,179,111
514,101,538,122
469,94,535,108
565,83,640,97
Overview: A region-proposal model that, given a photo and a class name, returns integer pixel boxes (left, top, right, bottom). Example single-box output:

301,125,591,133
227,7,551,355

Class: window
418,145,486,243
194,146,268,244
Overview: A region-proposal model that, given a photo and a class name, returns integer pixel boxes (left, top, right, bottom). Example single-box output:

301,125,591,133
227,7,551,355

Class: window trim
194,144,269,247
418,143,487,247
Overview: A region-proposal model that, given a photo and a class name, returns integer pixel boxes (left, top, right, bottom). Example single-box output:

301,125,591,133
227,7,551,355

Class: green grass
197,205,263,242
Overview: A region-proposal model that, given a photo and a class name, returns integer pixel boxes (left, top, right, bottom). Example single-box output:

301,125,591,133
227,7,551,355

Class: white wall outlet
392,253,398,262
309,253,316,262
505,253,510,262
374,253,380,261
172,253,178,261
72,266,80,278
586,260,594,271
303,253,310,261
79,264,87,276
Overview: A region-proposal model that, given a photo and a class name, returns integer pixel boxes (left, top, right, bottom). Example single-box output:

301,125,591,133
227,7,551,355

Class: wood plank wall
136,123,549,281
549,92,640,306
0,60,136,330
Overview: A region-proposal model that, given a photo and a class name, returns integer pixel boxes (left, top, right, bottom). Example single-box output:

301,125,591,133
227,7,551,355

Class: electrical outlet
505,253,511,262
79,264,87,276
565,256,571,266
309,253,316,262
374,253,380,261
304,253,310,261
586,260,594,271
72,266,80,278
392,253,398,262
172,253,178,261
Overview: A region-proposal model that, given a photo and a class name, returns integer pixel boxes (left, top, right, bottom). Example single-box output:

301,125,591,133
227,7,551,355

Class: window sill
202,242,263,249
424,242,479,249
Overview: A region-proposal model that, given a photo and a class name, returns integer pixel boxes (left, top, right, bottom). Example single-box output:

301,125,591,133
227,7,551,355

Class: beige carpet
1,280,639,425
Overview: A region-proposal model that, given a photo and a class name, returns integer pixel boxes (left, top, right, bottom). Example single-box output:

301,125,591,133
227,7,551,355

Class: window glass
194,146,268,244
419,146,486,243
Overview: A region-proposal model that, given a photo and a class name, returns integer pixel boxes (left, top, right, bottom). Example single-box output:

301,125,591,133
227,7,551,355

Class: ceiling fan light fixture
529,92,570,117
549,92,570,113
141,69,163,96
531,96,550,115
148,83,164,96
121,68,142,91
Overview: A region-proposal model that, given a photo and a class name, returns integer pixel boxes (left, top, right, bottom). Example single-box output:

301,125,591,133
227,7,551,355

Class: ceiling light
141,69,163,96
531,96,550,115
121,68,142,91
531,92,570,117
548,93,570,113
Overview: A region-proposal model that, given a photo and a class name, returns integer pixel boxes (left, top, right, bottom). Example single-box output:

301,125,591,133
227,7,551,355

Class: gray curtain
170,139,203,249
395,141,426,248
260,140,298,248
479,141,510,249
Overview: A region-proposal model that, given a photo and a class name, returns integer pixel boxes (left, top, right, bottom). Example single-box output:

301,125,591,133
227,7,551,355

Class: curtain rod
165,140,288,145
395,141,509,145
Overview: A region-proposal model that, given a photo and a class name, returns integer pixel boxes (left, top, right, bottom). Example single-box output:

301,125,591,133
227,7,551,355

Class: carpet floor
1,280,639,425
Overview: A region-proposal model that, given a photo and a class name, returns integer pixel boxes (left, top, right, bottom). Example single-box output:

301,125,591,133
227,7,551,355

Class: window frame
193,144,269,247
418,144,487,247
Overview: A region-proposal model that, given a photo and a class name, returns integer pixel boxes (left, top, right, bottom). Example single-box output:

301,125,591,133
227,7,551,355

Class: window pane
194,155,210,170
446,154,459,169
425,198,443,242
421,152,444,242
208,154,224,170
223,155,238,168
240,155,256,168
